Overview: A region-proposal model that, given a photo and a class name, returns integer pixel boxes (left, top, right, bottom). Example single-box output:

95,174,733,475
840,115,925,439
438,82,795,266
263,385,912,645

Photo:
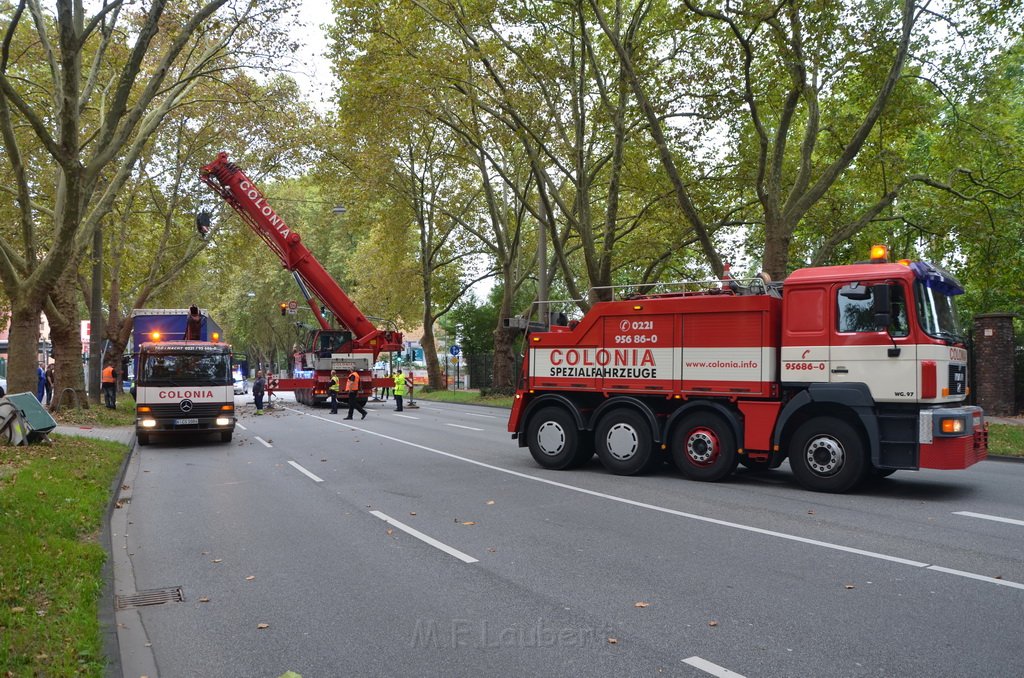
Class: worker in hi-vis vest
393,369,406,412
344,370,367,420
328,370,341,414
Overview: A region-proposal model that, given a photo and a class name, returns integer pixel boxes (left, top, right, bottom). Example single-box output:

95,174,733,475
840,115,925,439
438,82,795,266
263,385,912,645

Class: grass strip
0,435,127,677
988,423,1024,458
409,388,514,409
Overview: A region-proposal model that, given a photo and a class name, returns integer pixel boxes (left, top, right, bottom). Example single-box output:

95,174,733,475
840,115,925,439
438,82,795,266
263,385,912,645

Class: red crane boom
200,152,402,358
200,152,403,406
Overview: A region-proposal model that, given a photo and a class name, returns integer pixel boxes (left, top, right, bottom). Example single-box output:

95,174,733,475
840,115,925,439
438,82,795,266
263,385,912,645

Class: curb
100,439,134,678
986,454,1024,464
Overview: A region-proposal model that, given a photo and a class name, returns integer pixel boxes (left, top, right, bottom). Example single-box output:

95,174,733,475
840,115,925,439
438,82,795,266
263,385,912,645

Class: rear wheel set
670,412,738,482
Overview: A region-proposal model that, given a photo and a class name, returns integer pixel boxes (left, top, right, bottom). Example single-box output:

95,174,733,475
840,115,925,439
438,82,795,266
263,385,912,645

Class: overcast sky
291,1,337,111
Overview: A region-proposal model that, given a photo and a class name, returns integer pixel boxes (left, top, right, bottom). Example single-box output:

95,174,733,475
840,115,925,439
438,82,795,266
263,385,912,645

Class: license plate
175,418,199,426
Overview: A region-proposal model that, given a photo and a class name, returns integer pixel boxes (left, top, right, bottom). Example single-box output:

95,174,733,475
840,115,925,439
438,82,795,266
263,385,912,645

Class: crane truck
131,308,235,445
508,246,988,492
199,153,403,407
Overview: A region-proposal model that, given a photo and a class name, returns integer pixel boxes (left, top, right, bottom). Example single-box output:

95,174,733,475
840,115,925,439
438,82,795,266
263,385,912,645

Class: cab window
837,284,908,337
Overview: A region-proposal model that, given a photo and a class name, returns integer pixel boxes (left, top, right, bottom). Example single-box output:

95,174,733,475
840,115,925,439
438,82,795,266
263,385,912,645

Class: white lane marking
446,423,484,432
288,460,324,483
235,423,248,431
254,436,272,448
394,413,419,419
409,405,496,419
683,656,746,678
953,511,1024,527
370,510,478,563
286,406,1021,589
927,565,1024,590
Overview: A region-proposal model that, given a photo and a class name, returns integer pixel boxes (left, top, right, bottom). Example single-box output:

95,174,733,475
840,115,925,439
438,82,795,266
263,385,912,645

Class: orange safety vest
102,366,115,384
345,372,360,392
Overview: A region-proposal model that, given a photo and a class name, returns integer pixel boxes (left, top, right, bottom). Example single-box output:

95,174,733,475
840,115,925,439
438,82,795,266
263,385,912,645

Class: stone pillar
973,313,1016,416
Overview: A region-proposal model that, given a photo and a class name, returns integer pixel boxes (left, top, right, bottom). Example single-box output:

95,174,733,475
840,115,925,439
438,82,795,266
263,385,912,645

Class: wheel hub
686,429,718,465
605,423,639,461
805,435,844,475
536,421,566,456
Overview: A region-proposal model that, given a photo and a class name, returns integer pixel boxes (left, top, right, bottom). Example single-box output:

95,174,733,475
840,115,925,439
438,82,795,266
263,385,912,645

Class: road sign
449,345,461,356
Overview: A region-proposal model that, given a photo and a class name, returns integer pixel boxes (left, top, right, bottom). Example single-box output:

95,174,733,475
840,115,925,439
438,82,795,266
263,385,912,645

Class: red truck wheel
671,412,738,481
594,409,656,475
789,416,867,492
527,406,584,470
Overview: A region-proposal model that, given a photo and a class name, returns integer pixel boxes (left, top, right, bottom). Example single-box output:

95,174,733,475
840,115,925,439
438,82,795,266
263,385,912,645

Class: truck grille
146,402,226,418
948,364,967,396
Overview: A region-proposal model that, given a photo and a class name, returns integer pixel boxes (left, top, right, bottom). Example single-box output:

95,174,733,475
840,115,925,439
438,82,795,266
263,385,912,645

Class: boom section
200,152,402,356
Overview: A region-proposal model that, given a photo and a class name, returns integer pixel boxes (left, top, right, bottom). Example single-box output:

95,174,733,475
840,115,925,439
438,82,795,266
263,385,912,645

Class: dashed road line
683,656,745,677
235,423,248,431
254,436,272,448
288,460,324,483
953,511,1024,527
446,423,484,431
370,510,478,563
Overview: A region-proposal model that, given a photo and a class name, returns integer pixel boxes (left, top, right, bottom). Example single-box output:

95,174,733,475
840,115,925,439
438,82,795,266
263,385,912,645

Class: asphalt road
112,395,1024,678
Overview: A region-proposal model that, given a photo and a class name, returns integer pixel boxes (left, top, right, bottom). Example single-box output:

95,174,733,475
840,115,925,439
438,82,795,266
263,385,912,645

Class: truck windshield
140,351,232,385
915,282,964,343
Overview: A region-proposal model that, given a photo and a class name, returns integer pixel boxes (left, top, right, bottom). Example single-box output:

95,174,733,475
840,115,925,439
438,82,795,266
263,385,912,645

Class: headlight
140,419,157,428
940,418,965,434
215,417,231,426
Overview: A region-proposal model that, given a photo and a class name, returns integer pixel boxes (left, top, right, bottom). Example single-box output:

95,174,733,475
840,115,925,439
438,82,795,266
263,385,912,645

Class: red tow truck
508,247,988,492
200,152,403,406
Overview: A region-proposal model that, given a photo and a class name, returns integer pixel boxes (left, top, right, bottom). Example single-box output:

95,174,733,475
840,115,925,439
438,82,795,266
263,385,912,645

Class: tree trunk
420,320,444,390
48,266,90,411
6,305,42,396
762,221,793,282
491,275,518,389
491,325,518,389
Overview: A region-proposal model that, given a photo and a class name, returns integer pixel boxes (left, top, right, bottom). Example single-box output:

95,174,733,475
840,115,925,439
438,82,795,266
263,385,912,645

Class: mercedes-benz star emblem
180,399,194,412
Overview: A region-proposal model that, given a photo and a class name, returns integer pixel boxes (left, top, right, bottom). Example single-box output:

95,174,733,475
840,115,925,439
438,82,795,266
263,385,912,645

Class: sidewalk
54,424,136,447
988,416,1024,426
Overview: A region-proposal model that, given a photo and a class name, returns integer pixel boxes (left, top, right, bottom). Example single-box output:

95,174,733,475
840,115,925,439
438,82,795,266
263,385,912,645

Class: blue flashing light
910,261,964,296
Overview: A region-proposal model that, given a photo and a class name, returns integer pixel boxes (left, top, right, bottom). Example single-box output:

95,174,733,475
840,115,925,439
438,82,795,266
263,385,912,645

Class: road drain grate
116,586,184,609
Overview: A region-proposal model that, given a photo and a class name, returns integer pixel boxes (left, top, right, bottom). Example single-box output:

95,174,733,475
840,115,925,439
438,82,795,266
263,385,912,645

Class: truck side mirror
872,284,891,330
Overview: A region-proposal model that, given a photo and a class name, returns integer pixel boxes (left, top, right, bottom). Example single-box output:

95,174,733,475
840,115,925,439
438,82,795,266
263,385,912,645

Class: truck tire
671,412,738,482
526,406,584,470
789,416,867,493
137,432,149,446
220,430,232,443
594,409,656,475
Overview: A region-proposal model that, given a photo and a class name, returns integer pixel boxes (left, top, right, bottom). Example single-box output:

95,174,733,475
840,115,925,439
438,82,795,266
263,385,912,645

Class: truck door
830,281,917,403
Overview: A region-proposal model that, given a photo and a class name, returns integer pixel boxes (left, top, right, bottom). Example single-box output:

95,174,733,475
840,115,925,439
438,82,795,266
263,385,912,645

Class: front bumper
919,406,987,469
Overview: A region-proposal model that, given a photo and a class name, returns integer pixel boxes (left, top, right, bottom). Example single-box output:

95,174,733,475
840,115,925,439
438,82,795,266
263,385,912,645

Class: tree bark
47,263,90,410
6,305,42,396
420,315,444,390
491,267,518,389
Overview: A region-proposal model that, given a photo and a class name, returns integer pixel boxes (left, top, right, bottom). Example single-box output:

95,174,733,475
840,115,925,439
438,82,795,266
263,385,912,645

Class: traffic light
279,303,287,316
